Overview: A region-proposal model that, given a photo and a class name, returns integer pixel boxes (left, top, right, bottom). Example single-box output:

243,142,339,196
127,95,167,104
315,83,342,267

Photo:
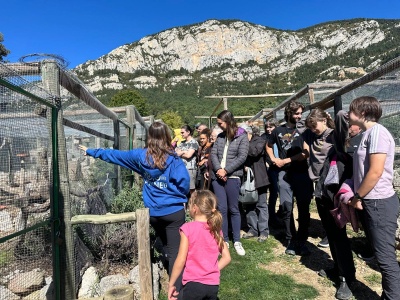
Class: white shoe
225,241,230,249
234,242,245,256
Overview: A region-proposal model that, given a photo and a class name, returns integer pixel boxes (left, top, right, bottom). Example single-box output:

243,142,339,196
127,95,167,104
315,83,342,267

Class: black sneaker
285,240,296,256
317,268,339,282
335,277,353,300
318,236,329,248
357,252,375,262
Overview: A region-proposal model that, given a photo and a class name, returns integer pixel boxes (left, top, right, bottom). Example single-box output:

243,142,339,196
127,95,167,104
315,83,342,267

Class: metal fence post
42,61,75,300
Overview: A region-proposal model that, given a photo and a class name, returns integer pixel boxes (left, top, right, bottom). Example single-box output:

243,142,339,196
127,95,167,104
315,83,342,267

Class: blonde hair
189,190,224,250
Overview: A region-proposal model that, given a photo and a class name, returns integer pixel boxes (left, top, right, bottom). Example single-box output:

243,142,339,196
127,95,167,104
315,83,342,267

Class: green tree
109,89,149,116
0,33,10,61
157,110,183,130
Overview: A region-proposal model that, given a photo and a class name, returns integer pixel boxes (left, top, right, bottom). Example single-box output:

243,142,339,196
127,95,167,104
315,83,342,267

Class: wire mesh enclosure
0,59,153,300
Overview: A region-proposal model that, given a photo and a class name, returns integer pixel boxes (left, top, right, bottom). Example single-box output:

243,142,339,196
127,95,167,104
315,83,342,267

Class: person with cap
241,124,270,242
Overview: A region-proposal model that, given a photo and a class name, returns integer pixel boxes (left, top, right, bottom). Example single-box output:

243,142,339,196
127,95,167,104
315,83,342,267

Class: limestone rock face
74,19,391,92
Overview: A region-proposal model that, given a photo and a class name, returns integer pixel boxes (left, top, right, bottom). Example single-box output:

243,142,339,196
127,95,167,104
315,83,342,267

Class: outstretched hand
78,145,88,156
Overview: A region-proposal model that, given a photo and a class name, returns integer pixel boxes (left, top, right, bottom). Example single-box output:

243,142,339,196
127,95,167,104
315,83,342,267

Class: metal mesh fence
0,63,54,299
0,60,151,299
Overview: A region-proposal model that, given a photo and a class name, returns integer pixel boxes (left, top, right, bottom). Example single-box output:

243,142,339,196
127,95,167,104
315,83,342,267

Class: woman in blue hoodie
79,121,190,290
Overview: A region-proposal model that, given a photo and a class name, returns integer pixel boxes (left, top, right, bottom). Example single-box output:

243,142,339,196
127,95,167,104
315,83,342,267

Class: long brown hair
189,190,224,250
146,122,174,169
217,110,238,141
306,108,335,130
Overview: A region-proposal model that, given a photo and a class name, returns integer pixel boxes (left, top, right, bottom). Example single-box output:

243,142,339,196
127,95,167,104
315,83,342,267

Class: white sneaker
225,241,230,249
234,242,245,256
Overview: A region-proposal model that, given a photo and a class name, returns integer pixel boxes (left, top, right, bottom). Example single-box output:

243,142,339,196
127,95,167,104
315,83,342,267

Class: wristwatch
354,193,363,201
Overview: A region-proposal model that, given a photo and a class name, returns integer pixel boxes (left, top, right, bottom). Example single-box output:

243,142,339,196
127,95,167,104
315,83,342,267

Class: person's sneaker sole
257,235,268,242
285,249,296,255
318,236,329,248
242,233,256,239
357,253,375,262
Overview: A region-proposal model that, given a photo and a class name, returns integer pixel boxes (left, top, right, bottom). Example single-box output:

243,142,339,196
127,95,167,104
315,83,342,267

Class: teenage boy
266,101,313,256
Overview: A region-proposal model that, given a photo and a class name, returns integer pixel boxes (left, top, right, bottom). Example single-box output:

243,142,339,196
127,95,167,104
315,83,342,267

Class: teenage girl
168,190,231,300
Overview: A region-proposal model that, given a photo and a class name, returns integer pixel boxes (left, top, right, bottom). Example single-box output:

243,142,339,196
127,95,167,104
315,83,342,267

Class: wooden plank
136,208,153,300
70,212,136,225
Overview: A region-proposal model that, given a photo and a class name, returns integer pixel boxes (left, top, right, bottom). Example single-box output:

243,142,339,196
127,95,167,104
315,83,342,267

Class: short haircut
349,96,382,122
264,117,280,127
284,101,304,122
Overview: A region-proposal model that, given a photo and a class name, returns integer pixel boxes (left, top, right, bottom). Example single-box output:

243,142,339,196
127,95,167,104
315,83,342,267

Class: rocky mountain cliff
74,18,400,96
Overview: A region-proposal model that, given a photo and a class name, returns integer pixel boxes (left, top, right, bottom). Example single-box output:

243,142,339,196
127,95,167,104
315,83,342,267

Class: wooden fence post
136,208,153,300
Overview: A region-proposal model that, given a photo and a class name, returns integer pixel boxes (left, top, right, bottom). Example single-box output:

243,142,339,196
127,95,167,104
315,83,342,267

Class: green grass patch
364,273,381,285
159,238,319,300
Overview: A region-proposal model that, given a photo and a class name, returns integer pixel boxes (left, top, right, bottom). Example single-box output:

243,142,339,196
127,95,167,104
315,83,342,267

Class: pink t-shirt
180,221,221,286
353,123,395,199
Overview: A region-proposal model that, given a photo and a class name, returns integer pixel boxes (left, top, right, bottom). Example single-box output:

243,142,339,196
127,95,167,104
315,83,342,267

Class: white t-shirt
353,123,395,199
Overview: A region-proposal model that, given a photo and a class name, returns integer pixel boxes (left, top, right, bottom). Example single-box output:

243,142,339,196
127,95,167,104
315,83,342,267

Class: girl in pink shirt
168,190,231,300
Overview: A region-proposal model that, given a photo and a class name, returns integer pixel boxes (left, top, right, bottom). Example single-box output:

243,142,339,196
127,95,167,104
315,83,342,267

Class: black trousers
150,209,185,291
316,196,356,282
178,282,219,300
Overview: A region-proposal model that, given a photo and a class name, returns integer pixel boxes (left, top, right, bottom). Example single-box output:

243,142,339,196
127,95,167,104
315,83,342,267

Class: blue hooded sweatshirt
85,148,190,217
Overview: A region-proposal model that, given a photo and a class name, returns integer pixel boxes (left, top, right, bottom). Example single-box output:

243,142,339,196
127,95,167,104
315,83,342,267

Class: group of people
78,95,399,300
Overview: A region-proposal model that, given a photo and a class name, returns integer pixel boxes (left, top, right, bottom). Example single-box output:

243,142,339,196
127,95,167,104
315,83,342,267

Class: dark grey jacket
211,127,249,180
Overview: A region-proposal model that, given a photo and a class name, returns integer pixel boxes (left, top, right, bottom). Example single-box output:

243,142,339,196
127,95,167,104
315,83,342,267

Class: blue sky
2,0,400,69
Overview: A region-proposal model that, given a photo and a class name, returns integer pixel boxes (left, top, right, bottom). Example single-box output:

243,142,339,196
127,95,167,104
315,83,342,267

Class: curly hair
284,101,304,122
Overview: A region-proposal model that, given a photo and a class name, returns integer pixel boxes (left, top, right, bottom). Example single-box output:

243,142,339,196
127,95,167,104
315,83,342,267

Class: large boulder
78,266,100,298
99,274,129,295
129,262,161,300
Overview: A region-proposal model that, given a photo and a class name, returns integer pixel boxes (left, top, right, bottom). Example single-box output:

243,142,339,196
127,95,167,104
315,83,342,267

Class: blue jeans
244,185,269,236
362,194,400,300
277,170,313,241
212,178,241,242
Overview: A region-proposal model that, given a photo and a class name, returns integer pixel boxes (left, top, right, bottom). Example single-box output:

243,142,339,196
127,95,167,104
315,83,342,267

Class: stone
8,269,45,296
99,274,129,295
0,285,20,300
78,266,100,298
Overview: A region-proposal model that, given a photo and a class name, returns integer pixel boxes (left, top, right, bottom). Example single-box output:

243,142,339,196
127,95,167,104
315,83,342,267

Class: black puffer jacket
245,135,269,189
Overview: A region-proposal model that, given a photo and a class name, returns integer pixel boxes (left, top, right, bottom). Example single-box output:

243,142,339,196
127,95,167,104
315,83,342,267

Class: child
168,190,231,300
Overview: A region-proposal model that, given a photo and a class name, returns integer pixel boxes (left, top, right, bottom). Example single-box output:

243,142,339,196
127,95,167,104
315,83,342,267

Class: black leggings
150,209,185,290
178,282,219,300
316,196,355,281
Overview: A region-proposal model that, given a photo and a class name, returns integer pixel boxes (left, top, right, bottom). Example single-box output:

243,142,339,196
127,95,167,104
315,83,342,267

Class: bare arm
218,242,231,270
178,148,196,159
349,153,386,210
266,142,308,168
168,231,188,300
